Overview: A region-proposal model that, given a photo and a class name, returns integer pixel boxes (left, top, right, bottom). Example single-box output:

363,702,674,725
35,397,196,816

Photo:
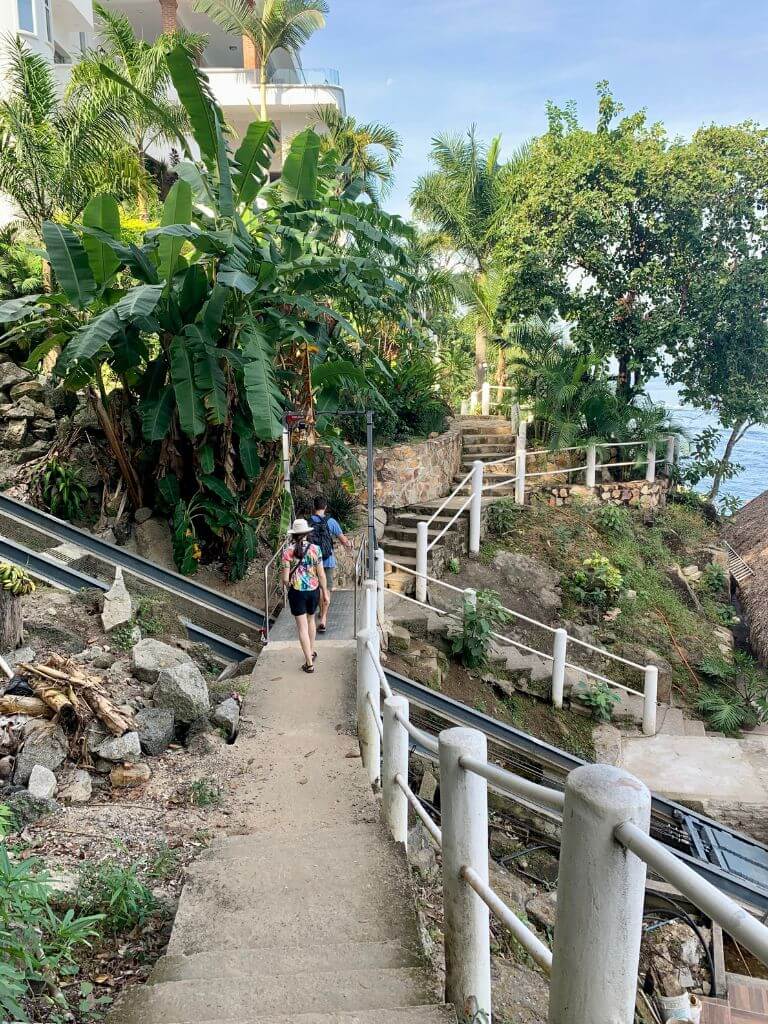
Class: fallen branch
45,654,134,735
0,695,52,718
18,665,79,732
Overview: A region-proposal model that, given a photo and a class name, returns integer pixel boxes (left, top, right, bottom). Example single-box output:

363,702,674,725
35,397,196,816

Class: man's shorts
287,588,321,617
324,567,335,591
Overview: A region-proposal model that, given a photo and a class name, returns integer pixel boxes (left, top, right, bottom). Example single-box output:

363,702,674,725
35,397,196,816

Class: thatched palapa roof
727,489,768,665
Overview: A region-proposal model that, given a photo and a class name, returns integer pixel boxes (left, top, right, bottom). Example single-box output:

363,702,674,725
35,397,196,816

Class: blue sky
301,0,768,218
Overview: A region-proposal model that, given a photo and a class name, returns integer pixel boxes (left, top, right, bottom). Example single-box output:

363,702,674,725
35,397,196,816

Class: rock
666,564,703,612
97,731,141,763
0,361,31,390
682,563,702,580
217,656,259,683
28,764,57,800
3,418,27,449
489,860,535,916
134,518,175,570
1,645,36,669
101,567,133,632
493,551,562,616
0,756,14,781
526,890,557,930
15,441,49,464
134,506,154,524
60,769,92,803
406,823,438,881
9,379,43,401
110,762,151,788
713,625,734,659
418,769,438,803
14,721,68,785
131,638,190,683
592,723,622,765
92,651,117,669
4,789,60,826
492,960,549,1024
625,589,637,601
47,869,80,911
135,707,175,756
154,661,210,723
388,624,411,654
211,698,240,739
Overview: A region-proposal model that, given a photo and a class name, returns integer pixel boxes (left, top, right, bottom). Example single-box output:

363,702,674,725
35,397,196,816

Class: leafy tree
0,226,42,301
314,105,402,202
191,0,327,120
66,2,206,215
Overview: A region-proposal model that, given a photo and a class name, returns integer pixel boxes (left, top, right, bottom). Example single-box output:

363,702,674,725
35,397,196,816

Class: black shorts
287,588,321,617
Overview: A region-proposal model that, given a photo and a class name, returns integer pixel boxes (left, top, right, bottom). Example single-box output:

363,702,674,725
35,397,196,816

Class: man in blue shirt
310,494,353,633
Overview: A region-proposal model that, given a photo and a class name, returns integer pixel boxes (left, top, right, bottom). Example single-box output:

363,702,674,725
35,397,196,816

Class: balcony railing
201,66,341,87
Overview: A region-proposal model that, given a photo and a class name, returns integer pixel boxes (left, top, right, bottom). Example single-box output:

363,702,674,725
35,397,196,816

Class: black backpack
309,514,334,561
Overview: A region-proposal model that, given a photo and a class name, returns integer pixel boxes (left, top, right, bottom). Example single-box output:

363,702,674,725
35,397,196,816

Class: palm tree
411,130,531,385
192,0,328,120
314,105,401,202
0,36,139,240
67,3,206,216
456,266,508,385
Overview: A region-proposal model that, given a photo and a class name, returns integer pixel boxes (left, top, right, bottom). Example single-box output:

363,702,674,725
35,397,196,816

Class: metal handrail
394,708,440,755
615,821,768,965
263,542,287,643
425,468,474,529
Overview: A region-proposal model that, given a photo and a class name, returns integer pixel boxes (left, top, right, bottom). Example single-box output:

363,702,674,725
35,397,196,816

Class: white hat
289,518,314,536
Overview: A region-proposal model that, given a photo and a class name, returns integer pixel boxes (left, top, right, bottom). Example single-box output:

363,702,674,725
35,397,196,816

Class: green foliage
40,457,90,522
77,858,158,934
188,778,222,808
485,498,520,538
563,553,623,610
696,650,768,733
135,597,170,637
109,622,138,652
145,842,180,881
575,680,622,722
450,589,511,670
0,846,102,1022
0,804,15,838
172,499,203,576
324,479,360,529
701,562,727,596
448,557,460,574
593,504,632,537
0,226,43,301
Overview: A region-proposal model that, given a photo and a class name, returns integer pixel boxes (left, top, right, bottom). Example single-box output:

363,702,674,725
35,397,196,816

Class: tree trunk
40,260,60,373
90,389,144,509
0,591,23,651
496,346,506,388
707,420,747,502
260,66,268,121
475,322,488,387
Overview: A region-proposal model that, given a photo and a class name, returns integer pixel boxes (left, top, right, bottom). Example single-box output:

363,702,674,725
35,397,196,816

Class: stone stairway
453,416,518,497
702,972,768,1021
108,635,454,1024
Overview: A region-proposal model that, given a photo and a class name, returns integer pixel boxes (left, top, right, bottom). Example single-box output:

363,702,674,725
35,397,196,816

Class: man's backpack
309,514,334,561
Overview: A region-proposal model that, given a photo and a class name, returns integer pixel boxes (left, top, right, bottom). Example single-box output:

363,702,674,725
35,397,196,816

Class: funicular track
2,493,768,913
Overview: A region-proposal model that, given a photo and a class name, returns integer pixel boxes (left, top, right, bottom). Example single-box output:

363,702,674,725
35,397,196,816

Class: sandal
312,652,318,661
317,624,327,634
302,662,315,674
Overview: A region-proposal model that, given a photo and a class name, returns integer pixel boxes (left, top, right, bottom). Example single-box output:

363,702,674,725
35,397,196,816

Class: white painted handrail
458,753,565,813
425,468,474,529
426,493,474,552
394,772,443,846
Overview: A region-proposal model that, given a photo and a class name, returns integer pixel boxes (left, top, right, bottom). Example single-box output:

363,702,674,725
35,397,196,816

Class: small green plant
109,622,137,651
76,858,158,934
701,562,727,595
135,597,169,637
76,979,113,1021
172,499,203,576
575,680,622,722
593,504,632,537
188,778,222,808
451,590,511,670
448,557,461,574
40,457,89,522
696,650,768,733
0,803,15,838
485,498,519,538
697,687,756,733
563,553,624,610
145,842,180,881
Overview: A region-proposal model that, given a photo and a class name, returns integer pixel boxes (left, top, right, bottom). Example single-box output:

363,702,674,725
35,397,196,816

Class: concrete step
683,718,707,737
110,1006,458,1024
657,707,686,736
385,525,455,543
381,539,435,560
151,941,422,984
111,969,434,1022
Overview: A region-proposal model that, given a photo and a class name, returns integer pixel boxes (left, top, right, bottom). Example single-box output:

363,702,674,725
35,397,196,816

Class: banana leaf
82,195,120,285
42,222,96,309
169,334,206,436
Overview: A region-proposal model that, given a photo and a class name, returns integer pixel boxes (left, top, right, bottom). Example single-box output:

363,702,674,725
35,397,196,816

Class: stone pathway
108,610,453,1024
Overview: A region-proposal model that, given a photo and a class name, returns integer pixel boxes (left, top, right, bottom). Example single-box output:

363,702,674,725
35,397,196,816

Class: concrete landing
108,634,451,1024
620,733,768,804
268,588,357,643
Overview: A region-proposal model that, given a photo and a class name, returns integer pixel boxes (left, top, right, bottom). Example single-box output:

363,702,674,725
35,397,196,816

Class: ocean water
646,378,768,507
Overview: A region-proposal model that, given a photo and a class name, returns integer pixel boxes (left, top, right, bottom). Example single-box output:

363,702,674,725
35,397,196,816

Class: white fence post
281,426,291,494
585,444,597,488
470,390,478,415
646,442,656,484
551,628,568,709
549,764,651,1024
439,727,492,1021
416,521,428,604
364,578,378,633
356,627,380,787
382,695,409,845
664,435,676,476
460,399,468,416
374,547,385,619
481,381,491,417
469,460,484,555
515,447,526,506
643,664,658,736
511,402,520,431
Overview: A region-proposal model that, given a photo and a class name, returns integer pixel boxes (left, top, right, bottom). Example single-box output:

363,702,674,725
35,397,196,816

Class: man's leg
319,567,334,628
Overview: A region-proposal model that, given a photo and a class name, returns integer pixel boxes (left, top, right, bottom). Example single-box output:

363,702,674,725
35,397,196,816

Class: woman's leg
294,614,313,666
307,610,317,655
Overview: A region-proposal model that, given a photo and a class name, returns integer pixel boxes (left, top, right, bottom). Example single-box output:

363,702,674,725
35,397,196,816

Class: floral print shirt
282,542,322,591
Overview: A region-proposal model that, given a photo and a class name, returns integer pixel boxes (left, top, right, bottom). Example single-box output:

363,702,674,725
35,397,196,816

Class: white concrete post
643,664,658,736
460,399,468,416
515,448,526,506
463,587,477,630
585,444,597,488
511,402,520,430
481,381,491,417
374,547,385,619
646,442,656,483
470,390,478,414
439,727,491,1021
549,764,651,1024
551,628,568,709
382,695,409,845
364,579,378,635
517,415,527,452
281,427,291,494
416,521,429,604
664,435,676,476
469,460,484,555
356,627,380,786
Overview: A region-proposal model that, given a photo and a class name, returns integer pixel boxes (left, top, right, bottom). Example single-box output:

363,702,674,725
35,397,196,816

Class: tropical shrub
575,680,621,722
485,498,519,538
593,504,631,537
39,457,90,522
563,553,623,610
451,589,511,669
77,858,157,934
697,651,768,733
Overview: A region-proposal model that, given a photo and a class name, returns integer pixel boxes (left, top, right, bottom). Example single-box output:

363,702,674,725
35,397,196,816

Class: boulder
9,379,43,401
388,624,411,654
418,769,438,803
493,551,562,616
60,769,92,803
14,721,68,785
3,419,27,449
135,707,175,756
0,362,31,391
526,890,557,930
15,441,49,464
110,762,151,788
154,661,210,723
28,764,57,800
101,567,133,632
131,638,190,683
96,731,141,763
134,518,175,570
4,789,60,826
211,698,240,740
134,506,154,524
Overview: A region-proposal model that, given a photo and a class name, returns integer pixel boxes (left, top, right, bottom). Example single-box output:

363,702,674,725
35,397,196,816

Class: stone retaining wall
355,423,463,510
539,478,670,509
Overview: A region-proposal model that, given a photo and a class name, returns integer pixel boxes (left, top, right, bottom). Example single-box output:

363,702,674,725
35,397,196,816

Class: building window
17,0,35,34
43,0,52,42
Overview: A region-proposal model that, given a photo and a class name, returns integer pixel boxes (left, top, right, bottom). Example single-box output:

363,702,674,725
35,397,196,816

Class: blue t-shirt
311,514,343,568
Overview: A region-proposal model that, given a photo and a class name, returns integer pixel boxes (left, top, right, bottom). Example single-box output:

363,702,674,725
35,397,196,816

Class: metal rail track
2,503,767,913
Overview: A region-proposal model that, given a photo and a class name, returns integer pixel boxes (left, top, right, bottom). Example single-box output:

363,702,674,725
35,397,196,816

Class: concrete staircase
453,416,517,497
108,638,454,1024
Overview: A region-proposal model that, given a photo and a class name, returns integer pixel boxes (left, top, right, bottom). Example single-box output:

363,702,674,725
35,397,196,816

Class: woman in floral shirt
281,518,329,673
